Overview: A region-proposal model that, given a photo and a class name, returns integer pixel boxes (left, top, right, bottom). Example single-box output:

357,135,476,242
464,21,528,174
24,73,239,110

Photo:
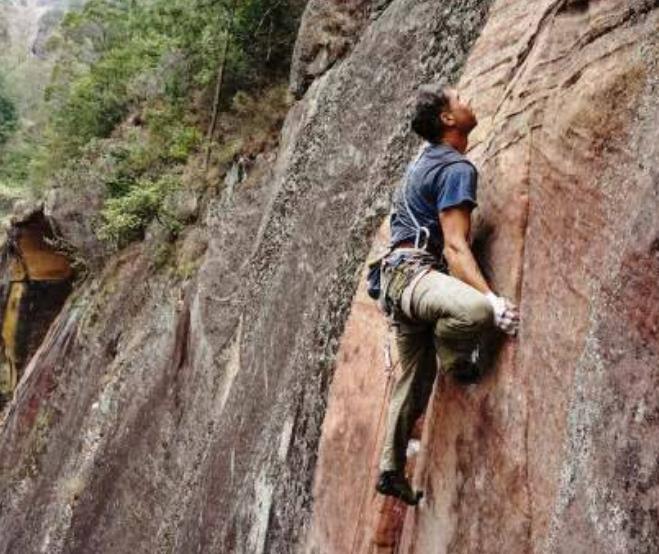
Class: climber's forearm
443,240,491,294
439,206,491,294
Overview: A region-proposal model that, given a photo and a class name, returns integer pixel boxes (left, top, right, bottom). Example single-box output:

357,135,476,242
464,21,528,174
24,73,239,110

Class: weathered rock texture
0,1,657,554
308,1,659,553
289,0,373,97
0,1,494,552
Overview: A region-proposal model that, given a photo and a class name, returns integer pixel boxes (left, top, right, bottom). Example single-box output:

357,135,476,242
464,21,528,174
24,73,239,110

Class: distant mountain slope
0,0,82,122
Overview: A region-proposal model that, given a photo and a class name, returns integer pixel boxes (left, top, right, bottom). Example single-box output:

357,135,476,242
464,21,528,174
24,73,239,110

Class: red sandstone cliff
307,1,659,553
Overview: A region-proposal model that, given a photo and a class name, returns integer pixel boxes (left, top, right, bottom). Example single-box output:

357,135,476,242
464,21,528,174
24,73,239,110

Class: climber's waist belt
393,240,443,258
380,248,447,320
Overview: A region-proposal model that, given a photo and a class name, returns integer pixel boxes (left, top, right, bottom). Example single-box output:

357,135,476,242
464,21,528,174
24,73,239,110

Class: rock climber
373,85,520,505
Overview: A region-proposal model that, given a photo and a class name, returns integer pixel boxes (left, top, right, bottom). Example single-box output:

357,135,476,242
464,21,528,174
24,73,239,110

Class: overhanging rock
0,205,73,407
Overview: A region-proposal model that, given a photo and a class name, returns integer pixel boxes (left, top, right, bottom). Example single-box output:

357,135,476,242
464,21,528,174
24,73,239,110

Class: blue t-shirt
389,143,478,256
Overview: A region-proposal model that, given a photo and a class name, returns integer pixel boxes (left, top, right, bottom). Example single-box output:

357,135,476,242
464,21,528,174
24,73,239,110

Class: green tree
0,73,17,147
15,0,304,243
43,0,303,161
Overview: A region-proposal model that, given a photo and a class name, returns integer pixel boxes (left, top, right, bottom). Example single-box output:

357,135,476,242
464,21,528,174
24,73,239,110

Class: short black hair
411,85,449,143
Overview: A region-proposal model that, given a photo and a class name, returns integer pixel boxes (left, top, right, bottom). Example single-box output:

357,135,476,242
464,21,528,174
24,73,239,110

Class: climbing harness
380,249,438,320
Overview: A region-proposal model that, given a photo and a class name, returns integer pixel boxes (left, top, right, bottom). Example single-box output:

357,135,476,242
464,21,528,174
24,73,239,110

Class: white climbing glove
485,292,520,336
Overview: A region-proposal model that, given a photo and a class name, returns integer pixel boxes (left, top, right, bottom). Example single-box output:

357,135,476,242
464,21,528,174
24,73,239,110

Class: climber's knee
464,294,494,329
412,272,493,334
439,292,493,337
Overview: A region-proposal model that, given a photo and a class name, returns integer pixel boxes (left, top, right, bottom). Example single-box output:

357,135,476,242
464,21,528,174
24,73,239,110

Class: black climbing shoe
451,347,487,384
375,471,423,506
451,359,483,384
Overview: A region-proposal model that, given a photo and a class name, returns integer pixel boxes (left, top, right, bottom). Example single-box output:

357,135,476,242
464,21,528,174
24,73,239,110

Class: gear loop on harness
414,226,430,250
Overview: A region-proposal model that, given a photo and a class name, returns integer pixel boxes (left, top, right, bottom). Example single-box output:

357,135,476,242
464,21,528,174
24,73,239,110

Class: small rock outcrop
0,206,73,408
289,0,374,97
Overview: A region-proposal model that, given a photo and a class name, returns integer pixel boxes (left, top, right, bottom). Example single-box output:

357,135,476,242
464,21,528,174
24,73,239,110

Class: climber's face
441,88,478,134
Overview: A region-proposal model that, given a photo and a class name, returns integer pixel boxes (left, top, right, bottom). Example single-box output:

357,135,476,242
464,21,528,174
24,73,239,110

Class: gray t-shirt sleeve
436,162,478,212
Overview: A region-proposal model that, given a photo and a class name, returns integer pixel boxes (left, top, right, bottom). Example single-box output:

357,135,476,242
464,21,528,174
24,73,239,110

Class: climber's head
411,86,477,146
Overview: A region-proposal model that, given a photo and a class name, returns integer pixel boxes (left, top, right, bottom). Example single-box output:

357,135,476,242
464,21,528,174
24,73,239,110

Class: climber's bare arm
439,206,491,294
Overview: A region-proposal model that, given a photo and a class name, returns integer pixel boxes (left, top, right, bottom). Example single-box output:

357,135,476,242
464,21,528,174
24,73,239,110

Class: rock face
308,1,659,553
0,2,657,554
0,1,493,552
289,0,373,97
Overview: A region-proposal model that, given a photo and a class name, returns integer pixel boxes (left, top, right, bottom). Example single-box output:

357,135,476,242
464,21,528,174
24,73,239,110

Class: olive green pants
379,269,494,473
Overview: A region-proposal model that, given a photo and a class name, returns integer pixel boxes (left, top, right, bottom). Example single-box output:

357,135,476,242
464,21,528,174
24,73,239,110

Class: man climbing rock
374,85,520,505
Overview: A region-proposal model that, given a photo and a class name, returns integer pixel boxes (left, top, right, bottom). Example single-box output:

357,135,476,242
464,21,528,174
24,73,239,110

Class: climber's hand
485,293,519,336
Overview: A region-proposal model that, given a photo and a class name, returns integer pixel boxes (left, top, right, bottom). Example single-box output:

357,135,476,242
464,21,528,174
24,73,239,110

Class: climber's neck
439,130,469,154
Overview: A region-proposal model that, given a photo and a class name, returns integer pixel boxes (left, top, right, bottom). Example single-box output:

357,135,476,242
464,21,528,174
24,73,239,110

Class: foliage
207,83,291,170
0,71,29,201
41,0,302,170
97,175,183,248
143,103,202,164
2,0,303,246
232,0,304,85
0,72,17,147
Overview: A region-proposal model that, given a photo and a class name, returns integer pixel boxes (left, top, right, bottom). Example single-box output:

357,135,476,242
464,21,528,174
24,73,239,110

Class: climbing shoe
451,347,487,384
451,359,483,384
375,471,423,506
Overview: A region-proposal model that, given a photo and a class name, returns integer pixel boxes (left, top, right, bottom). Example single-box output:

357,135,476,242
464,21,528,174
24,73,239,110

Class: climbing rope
348,327,398,554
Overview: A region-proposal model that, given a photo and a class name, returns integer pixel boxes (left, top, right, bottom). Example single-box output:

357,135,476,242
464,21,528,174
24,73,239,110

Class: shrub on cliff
97,175,183,248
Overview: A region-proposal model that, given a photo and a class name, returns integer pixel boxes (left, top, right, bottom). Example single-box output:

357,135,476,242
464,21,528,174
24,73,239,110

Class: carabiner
414,227,430,250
